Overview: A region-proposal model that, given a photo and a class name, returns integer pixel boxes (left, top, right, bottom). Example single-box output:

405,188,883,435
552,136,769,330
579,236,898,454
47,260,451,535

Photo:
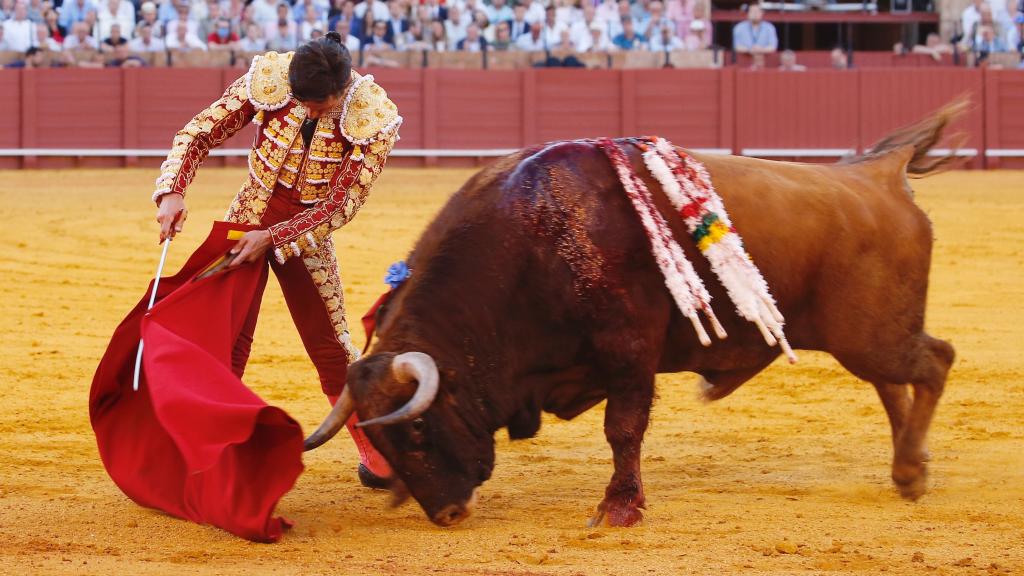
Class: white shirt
64,34,99,50
96,0,136,40
343,33,361,53
129,36,166,51
542,22,567,47
2,18,37,52
515,32,544,51
354,0,389,23
524,0,545,24
649,33,683,51
249,0,278,25
166,32,207,50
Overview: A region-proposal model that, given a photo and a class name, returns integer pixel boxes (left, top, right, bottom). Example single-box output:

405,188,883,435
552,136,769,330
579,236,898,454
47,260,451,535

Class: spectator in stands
523,0,545,25
607,0,634,39
248,0,277,25
166,2,200,42
3,1,36,52
457,21,486,51
42,8,64,42
25,0,43,24
137,2,161,39
643,1,673,41
541,6,567,47
96,0,134,41
364,19,393,50
57,0,94,31
516,20,544,50
487,0,513,26
830,46,849,69
384,0,407,46
0,0,13,20
778,49,805,71
105,42,144,66
595,0,618,27
732,4,776,54
328,0,356,35
632,0,652,31
333,17,360,52
429,19,447,51
100,22,127,52
551,26,575,51
613,17,645,50
0,25,7,51
571,3,597,46
197,1,223,42
401,19,430,50
207,17,238,49
962,0,1010,44
63,20,97,50
265,3,297,51
491,20,512,50
166,17,206,50
553,0,580,28
6,45,47,66
684,17,708,49
355,0,388,25
585,21,612,51
444,4,468,49
129,22,165,51
419,0,447,23
239,22,266,50
975,23,1009,55
299,3,324,42
509,3,530,42
649,21,682,51
907,32,954,61
35,22,61,51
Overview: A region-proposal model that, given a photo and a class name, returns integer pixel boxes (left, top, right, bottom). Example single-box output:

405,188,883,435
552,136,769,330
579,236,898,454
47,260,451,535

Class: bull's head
304,351,494,527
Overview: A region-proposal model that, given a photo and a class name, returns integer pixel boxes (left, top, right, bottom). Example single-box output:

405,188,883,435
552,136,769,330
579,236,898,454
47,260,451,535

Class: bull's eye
411,418,426,433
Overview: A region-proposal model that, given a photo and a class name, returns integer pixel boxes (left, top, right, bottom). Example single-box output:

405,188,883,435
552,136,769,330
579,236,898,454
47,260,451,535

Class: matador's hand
229,230,272,267
156,193,187,243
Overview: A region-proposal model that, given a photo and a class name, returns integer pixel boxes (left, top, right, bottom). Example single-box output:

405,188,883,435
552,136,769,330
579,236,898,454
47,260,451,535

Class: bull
303,102,961,527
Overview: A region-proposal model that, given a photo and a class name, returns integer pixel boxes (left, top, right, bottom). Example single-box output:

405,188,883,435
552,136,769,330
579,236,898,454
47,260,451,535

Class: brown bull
304,102,962,527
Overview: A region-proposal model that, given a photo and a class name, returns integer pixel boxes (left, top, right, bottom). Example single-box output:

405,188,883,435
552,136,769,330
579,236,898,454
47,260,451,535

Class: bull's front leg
589,368,655,527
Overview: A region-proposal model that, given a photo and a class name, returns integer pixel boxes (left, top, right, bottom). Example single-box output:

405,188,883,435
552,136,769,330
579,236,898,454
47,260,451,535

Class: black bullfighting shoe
358,463,391,490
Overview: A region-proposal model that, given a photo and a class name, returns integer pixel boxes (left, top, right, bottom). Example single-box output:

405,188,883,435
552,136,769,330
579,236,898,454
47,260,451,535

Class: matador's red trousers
229,184,392,478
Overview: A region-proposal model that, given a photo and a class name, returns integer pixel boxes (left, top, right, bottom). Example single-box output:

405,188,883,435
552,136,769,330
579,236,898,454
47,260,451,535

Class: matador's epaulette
339,72,402,146
245,51,294,112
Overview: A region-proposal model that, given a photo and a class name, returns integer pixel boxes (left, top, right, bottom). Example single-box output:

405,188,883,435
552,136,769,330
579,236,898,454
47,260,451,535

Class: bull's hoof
358,463,391,490
587,500,644,528
893,463,928,501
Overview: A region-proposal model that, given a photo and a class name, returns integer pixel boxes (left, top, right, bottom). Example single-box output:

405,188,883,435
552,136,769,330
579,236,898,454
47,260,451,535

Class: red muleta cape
90,221,304,542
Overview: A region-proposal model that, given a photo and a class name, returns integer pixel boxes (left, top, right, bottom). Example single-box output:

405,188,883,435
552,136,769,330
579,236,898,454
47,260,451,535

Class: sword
133,210,182,392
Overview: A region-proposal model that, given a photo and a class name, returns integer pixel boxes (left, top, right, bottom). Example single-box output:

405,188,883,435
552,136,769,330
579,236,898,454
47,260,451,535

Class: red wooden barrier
984,70,1024,168
0,70,20,169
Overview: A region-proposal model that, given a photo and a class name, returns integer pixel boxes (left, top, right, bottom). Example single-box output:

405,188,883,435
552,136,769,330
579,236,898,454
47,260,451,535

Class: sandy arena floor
0,167,1021,575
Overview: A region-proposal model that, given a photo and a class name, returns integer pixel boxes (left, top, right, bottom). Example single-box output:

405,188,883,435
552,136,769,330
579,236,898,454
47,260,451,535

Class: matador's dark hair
289,32,352,102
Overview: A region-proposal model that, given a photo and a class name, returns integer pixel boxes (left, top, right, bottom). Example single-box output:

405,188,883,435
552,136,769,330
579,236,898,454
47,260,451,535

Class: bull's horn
356,352,439,427
303,387,355,451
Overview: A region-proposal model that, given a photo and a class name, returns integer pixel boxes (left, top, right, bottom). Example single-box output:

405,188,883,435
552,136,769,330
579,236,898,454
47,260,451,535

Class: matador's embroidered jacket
152,50,401,265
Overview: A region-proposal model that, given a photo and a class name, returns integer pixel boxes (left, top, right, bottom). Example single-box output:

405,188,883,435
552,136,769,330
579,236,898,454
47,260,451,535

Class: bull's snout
432,504,470,527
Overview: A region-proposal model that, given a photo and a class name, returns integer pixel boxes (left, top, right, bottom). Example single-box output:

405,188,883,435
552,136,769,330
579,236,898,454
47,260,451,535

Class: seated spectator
486,0,513,26
165,18,207,50
523,0,545,25
684,17,708,50
385,0,407,46
57,0,95,32
129,22,165,51
248,0,278,26
364,19,394,50
355,0,388,23
207,17,238,49
830,46,849,69
239,22,267,51
35,22,62,51
554,0,581,28
584,21,612,51
515,20,544,50
309,23,324,40
571,3,598,45
632,0,653,30
606,0,634,39
265,11,298,51
444,4,468,49
328,0,356,36
909,32,954,61
96,0,134,42
333,17,360,52
542,5,567,47
491,20,512,50
551,27,574,51
428,19,447,51
612,17,645,50
100,22,127,52
975,23,1010,60
137,2,161,39
198,1,224,42
299,2,324,42
105,41,144,66
649,21,682,51
595,0,618,28
508,3,530,42
3,1,36,52
42,8,64,42
778,49,806,71
643,0,673,40
401,19,430,51
0,26,8,51
5,45,48,66
457,22,486,51
63,20,98,50
733,4,777,54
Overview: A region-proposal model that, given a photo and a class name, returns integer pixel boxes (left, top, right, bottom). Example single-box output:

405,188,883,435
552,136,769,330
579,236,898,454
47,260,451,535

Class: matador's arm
152,75,256,204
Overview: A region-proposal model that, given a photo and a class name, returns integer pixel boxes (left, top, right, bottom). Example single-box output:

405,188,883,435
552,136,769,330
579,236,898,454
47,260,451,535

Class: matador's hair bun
290,34,352,102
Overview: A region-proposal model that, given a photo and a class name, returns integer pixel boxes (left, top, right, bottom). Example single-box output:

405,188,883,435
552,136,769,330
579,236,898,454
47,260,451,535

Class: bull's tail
848,97,970,178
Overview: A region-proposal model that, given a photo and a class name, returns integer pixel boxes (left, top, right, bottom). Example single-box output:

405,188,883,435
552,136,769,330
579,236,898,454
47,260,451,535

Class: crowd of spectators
0,0,716,68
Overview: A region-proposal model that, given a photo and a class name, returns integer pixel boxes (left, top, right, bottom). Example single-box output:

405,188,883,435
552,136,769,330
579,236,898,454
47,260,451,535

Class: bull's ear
507,405,541,440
